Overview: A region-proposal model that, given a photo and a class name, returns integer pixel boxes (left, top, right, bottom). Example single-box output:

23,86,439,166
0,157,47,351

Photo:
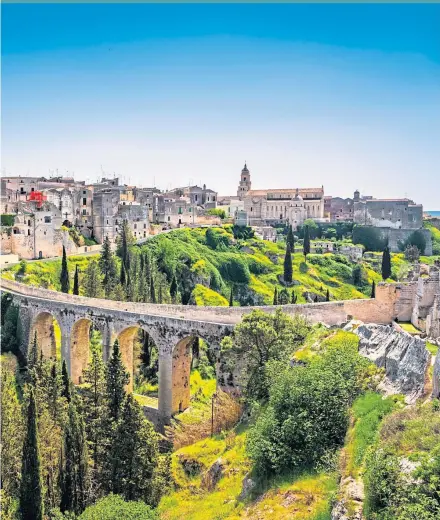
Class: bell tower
237,162,251,200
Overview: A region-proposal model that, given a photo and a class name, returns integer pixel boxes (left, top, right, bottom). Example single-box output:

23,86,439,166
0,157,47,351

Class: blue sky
2,4,440,208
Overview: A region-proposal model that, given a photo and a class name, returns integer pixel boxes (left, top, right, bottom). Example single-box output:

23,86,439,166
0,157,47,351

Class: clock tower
237,162,252,200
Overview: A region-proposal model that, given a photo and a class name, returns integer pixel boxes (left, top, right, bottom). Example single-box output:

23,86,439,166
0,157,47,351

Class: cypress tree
20,389,44,520
286,225,295,252
278,288,290,305
158,285,163,304
273,287,278,305
283,245,293,283
61,359,71,403
106,339,129,422
381,246,392,280
170,275,178,303
371,280,376,298
99,235,118,298
28,331,39,369
303,225,311,259
229,287,234,307
73,265,79,296
326,289,330,302
110,395,159,502
150,274,156,304
60,245,70,293
82,339,108,483
83,260,103,298
60,398,90,514
120,262,126,287
291,291,297,304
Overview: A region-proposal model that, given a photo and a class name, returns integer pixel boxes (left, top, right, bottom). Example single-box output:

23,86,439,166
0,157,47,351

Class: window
44,216,51,223
106,220,109,224
28,220,31,226
82,209,86,215
83,190,86,195
195,195,198,201
83,198,87,205
31,187,35,192
213,196,215,201
244,177,246,181
134,224,137,229
144,223,147,228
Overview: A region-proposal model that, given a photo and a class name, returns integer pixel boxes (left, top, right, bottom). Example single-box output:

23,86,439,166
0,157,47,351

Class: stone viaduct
2,270,439,426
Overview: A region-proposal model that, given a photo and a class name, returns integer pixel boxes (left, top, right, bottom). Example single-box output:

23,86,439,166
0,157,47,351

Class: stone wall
0,231,12,254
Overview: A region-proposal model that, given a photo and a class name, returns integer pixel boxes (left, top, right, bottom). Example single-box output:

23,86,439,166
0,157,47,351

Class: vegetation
1,214,16,226
381,247,391,280
60,245,70,294
79,494,158,520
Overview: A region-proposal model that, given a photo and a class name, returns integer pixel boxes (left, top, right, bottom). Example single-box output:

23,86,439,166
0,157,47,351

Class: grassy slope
3,227,424,305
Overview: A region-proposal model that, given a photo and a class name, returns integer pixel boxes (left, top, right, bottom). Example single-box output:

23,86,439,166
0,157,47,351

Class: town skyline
2,4,439,208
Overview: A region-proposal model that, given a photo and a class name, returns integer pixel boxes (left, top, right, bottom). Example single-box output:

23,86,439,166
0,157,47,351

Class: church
237,163,325,229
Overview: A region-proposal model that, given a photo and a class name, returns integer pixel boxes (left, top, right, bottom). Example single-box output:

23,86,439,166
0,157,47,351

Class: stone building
92,188,121,243
237,163,325,229
168,184,218,209
324,196,355,222
115,204,149,240
153,194,197,226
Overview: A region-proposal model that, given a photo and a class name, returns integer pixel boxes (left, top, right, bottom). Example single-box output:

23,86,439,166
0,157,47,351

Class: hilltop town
0,162,434,264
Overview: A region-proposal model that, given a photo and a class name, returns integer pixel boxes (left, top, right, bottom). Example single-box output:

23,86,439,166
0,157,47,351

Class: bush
219,256,250,284
0,214,15,227
399,230,427,255
232,225,254,240
206,208,226,219
79,494,158,520
205,228,230,250
352,226,387,252
247,334,373,475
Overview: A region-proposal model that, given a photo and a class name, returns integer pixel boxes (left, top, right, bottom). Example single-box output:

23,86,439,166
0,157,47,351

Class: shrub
399,230,427,255
232,225,254,240
219,256,250,284
352,226,387,252
0,214,15,227
205,228,230,250
206,208,226,219
79,494,159,520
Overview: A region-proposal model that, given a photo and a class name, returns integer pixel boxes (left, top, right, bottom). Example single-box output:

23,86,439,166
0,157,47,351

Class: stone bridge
0,277,410,426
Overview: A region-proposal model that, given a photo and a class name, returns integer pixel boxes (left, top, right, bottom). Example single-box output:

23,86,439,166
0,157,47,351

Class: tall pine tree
273,287,278,305
20,389,44,520
150,274,156,304
109,395,160,503
61,359,71,403
106,339,129,422
381,246,392,280
83,260,103,298
291,291,297,304
82,340,108,476
371,280,376,298
60,245,70,294
326,289,330,302
283,245,293,283
60,397,90,515
73,265,79,296
28,331,39,370
170,275,178,303
303,225,311,260
229,287,234,307
99,235,118,298
286,225,295,252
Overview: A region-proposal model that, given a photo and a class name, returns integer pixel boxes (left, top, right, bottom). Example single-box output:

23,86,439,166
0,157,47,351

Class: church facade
237,163,325,229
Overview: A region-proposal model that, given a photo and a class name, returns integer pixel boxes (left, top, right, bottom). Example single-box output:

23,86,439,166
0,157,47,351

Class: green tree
278,288,290,305
28,331,40,370
326,289,330,302
83,260,104,298
221,309,311,402
117,220,135,271
302,219,319,239
283,245,293,283
381,246,392,280
99,235,118,298
106,340,129,422
61,359,72,403
170,275,178,303
60,245,70,294
150,274,156,304
291,291,297,304
229,287,234,307
273,287,278,305
1,365,24,516
60,398,90,515
73,265,80,296
20,389,44,520
371,280,376,298
120,262,127,287
109,395,160,503
82,339,108,477
303,225,311,259
79,494,158,520
286,225,295,252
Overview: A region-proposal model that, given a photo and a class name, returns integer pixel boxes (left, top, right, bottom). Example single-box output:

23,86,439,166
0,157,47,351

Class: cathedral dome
242,162,249,173
293,188,303,201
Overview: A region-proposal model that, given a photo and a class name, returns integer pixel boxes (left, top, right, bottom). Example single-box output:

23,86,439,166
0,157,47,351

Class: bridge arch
170,334,220,416
29,311,62,362
70,318,95,384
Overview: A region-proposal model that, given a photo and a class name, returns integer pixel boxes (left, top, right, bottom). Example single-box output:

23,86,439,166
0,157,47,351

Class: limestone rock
354,324,430,402
239,474,256,500
177,454,204,477
201,458,224,491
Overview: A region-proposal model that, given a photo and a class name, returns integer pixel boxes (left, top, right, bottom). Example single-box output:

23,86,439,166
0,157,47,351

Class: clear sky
2,4,440,208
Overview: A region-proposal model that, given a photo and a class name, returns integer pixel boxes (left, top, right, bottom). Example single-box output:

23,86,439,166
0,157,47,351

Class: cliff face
352,323,430,402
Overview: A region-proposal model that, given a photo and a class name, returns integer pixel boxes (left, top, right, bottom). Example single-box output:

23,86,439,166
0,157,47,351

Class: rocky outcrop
352,323,430,402
201,458,224,491
432,346,440,398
